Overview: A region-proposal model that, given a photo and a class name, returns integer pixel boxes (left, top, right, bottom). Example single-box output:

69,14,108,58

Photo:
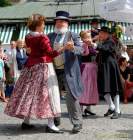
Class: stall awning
0,26,14,44
19,22,133,45
19,23,92,40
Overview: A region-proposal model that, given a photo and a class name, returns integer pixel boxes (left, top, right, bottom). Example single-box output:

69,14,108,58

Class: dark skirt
97,58,123,96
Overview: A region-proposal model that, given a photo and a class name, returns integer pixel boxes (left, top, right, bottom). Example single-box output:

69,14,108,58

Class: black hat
54,10,70,21
110,26,116,34
91,18,99,24
100,26,111,33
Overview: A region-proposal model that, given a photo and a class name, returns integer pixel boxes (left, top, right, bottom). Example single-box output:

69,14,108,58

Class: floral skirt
4,63,61,119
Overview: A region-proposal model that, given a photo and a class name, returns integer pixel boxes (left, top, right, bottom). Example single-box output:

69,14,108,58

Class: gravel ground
0,100,133,140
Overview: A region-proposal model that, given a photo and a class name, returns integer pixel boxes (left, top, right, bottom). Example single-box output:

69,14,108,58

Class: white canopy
98,0,133,23
124,24,133,38
98,0,133,38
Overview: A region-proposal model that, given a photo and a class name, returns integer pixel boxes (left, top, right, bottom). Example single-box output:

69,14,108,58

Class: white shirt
53,33,66,69
20,49,24,58
121,51,130,61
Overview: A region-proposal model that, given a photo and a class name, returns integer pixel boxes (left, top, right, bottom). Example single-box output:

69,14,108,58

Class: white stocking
114,95,120,113
86,106,91,111
48,118,59,131
104,94,115,110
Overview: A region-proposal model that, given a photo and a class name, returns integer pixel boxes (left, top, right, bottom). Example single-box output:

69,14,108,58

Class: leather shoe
72,124,82,134
46,126,64,134
84,109,96,116
111,112,121,119
54,117,60,126
104,109,115,117
21,123,35,130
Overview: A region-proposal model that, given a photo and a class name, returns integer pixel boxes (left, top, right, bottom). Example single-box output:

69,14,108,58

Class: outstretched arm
65,33,83,55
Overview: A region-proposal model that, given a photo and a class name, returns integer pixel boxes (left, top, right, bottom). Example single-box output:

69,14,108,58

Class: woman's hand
58,47,65,53
93,35,99,42
57,41,75,53
26,47,31,54
87,40,93,46
64,41,74,50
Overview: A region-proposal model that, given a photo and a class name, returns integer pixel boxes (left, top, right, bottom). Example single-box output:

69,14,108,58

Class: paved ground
0,100,133,140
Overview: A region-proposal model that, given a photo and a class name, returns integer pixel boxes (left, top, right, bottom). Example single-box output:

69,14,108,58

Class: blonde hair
27,14,46,31
79,30,91,39
17,39,26,48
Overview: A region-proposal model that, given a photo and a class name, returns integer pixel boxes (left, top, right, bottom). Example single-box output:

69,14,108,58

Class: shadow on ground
0,123,72,136
0,123,47,136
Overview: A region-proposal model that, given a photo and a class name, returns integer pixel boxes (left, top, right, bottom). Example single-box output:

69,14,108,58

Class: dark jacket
16,48,28,70
97,38,122,95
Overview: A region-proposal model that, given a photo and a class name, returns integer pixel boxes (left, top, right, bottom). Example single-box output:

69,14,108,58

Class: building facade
0,0,133,46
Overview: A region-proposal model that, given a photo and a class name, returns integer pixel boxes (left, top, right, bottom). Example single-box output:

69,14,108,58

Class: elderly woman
97,26,122,119
4,14,69,133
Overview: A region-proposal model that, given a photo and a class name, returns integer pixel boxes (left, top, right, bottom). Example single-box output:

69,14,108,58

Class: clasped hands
58,41,74,53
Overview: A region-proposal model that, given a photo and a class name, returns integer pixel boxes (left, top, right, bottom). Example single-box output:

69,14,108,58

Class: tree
0,0,12,7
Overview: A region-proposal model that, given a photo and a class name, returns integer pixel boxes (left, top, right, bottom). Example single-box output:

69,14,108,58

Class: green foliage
0,0,12,7
111,25,123,39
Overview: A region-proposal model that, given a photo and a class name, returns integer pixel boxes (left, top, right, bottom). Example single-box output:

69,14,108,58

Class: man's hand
65,41,74,50
93,35,99,42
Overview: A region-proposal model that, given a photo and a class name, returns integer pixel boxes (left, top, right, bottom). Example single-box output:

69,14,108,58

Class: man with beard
48,11,83,133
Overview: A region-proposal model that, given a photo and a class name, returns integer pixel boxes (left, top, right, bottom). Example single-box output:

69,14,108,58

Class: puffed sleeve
40,35,59,58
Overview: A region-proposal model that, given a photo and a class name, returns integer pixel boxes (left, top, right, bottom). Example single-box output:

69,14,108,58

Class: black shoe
54,117,60,126
104,109,115,117
72,124,82,134
84,109,96,116
21,123,35,130
111,112,121,119
46,126,64,134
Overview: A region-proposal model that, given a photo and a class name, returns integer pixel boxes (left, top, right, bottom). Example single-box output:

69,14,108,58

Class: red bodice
25,34,59,67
